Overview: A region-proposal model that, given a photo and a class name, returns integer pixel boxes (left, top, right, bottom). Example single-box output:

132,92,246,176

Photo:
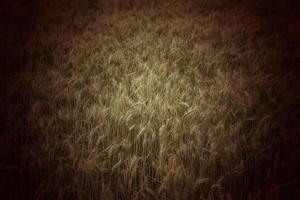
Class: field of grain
1,0,299,199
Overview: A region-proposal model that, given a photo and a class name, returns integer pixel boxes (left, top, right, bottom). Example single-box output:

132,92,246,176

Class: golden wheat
13,0,298,199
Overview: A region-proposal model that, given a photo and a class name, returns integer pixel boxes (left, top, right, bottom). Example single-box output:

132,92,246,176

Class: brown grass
1,0,299,199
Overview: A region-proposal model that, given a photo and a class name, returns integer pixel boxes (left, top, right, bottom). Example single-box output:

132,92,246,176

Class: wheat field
1,0,299,199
